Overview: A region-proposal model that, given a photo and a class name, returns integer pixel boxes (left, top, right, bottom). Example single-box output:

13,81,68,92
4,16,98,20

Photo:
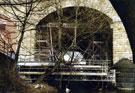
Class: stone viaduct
0,0,132,64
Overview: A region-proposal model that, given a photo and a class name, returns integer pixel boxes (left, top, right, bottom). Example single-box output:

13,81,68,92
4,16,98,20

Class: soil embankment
0,52,57,93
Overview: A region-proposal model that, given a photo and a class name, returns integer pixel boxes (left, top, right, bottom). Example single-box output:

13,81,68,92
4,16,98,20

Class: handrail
18,49,111,65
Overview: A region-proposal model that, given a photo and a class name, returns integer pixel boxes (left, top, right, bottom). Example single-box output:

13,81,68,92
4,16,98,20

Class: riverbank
0,52,57,93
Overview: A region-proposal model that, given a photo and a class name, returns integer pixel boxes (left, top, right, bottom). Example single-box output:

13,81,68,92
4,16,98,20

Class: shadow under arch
35,6,113,65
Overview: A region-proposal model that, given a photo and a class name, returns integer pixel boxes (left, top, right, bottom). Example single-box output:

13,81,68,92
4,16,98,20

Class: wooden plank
37,40,47,42
41,23,87,28
18,71,107,76
19,72,45,75
52,72,107,76
17,62,54,66
73,65,102,68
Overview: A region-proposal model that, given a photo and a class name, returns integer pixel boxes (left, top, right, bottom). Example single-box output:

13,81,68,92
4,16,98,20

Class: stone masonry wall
0,0,133,63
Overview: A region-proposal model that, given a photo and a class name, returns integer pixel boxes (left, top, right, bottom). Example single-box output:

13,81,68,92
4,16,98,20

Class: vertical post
56,0,62,50
58,23,62,50
74,6,79,46
38,30,41,61
114,70,116,83
49,24,54,60
74,26,77,46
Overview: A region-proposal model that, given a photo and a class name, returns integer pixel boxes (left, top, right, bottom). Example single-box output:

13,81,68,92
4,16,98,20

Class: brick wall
0,14,16,54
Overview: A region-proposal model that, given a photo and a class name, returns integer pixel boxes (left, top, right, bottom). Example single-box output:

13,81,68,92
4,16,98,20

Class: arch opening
35,7,113,65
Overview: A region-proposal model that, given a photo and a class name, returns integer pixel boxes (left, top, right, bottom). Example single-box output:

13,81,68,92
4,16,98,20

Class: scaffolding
18,60,115,83
18,22,115,83
31,22,112,64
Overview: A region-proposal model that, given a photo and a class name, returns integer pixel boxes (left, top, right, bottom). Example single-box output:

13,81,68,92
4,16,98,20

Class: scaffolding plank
19,72,45,75
73,65,102,68
52,72,107,76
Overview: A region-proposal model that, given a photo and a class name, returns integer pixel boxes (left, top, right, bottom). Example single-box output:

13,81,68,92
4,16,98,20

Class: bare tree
0,0,113,89
35,0,112,84
0,0,51,92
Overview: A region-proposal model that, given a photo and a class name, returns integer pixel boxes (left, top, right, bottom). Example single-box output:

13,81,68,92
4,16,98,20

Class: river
47,81,135,93
63,89,135,93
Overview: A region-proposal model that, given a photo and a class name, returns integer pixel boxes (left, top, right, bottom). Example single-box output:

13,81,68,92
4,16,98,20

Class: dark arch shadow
37,6,112,25
36,6,113,64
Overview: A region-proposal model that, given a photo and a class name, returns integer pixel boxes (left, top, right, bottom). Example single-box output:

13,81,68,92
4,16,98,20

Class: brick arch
35,0,121,25
33,0,132,63
36,6,113,63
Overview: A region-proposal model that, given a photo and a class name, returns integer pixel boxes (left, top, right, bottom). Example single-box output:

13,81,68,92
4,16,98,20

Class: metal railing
17,49,115,82
18,49,111,64
17,61,115,82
